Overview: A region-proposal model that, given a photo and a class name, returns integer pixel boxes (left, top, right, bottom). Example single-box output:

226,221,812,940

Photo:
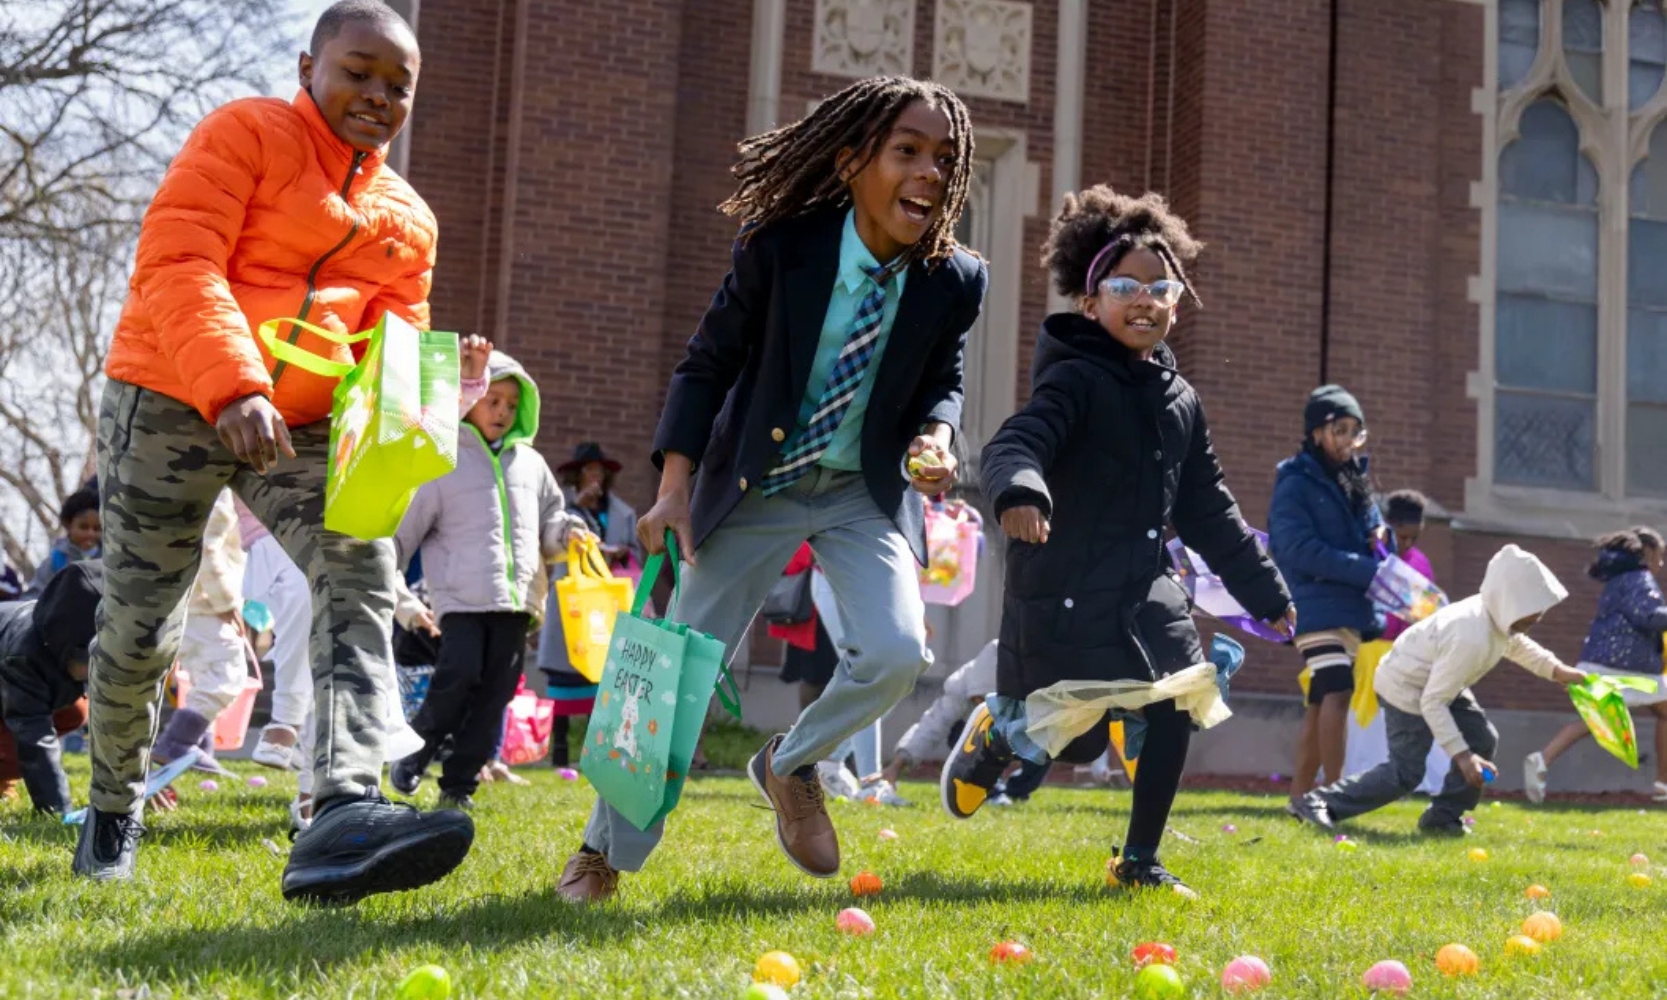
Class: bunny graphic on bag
614,685,641,759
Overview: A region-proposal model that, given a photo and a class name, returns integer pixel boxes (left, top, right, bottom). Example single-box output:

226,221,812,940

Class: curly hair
720,76,975,269
1041,186,1204,305
1383,489,1429,527
58,489,98,528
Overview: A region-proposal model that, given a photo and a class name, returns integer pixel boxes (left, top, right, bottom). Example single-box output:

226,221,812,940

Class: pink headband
1083,235,1135,296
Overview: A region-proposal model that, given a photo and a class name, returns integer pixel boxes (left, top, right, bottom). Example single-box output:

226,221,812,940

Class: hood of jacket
1480,544,1567,634
31,560,103,672
1032,312,1182,393
473,350,542,450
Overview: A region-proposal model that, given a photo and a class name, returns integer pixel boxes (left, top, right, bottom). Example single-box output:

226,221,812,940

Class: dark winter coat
980,313,1290,697
1266,450,1384,636
1580,550,1667,674
0,561,102,813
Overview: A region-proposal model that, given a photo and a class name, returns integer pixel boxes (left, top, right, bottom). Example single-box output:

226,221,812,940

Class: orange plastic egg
849,870,884,897
1521,911,1562,943
1435,943,1479,977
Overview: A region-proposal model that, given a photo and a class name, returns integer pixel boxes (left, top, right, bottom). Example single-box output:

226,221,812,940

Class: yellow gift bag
557,535,634,683
259,314,460,540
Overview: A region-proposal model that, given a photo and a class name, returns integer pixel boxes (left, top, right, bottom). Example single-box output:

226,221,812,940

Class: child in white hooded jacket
1293,544,1587,834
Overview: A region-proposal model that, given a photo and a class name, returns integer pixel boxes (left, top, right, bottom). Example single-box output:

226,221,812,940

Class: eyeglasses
1324,421,1370,448
1097,277,1187,307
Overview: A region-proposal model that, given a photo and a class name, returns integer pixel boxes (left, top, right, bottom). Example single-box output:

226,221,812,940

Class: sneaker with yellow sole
939,703,1014,820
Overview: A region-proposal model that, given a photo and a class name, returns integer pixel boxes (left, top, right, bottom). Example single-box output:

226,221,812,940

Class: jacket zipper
467,424,520,605
270,151,368,386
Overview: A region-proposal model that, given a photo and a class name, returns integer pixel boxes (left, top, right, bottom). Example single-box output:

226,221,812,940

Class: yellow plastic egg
1504,935,1542,957
753,951,801,987
1628,872,1653,889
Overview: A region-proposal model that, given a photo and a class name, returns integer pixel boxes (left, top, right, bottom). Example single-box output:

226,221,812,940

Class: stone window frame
1468,0,1667,537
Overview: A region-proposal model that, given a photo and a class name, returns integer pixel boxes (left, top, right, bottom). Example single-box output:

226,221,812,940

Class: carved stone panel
933,0,1031,103
812,0,916,79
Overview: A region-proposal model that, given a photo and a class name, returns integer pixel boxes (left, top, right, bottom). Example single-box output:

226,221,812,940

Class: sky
269,0,337,95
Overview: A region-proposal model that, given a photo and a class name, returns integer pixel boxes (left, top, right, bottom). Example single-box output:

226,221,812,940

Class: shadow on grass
88,872,1116,983
0,814,286,851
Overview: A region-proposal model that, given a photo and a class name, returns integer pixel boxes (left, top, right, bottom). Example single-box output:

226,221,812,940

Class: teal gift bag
580,532,741,831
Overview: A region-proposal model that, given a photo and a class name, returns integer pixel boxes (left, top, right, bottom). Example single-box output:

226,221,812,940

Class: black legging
1047,699,1192,853
1125,699,1191,852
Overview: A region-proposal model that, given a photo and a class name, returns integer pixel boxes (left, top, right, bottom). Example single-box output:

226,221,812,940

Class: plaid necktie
760,262,896,495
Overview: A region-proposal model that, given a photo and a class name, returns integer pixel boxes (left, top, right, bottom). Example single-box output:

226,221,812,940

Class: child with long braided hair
558,76,988,903
951,187,1293,898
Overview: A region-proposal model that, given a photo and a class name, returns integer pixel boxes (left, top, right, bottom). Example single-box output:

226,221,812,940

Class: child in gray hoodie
389,351,591,807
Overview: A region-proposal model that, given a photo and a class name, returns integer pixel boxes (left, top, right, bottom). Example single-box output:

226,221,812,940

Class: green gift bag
580,532,741,831
1569,672,1661,768
258,314,460,540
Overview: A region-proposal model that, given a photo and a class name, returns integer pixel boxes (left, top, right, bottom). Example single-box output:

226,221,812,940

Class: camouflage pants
88,380,395,813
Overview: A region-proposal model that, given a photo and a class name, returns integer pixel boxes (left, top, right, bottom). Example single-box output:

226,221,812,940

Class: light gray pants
1314,697,1499,829
894,639,998,763
581,468,932,872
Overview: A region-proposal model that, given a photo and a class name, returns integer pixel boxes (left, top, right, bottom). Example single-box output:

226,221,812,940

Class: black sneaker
1106,847,1199,900
1289,793,1335,831
71,807,144,881
437,792,475,812
281,788,474,905
1417,818,1470,837
389,752,427,796
940,703,1014,820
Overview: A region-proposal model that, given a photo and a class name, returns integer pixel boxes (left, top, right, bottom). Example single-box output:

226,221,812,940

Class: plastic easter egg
1337,839,1360,852
741,984,789,1000
989,941,1032,964
1505,935,1541,957
1462,815,1476,827
1361,960,1412,994
198,779,219,792
1468,848,1489,862
1134,963,1185,1000
1435,944,1479,976
1628,872,1653,888
849,870,883,897
557,767,579,781
836,907,875,936
396,965,451,1000
753,951,801,987
878,828,898,841
1131,942,1177,968
1525,884,1551,900
1220,955,1271,993
1522,911,1562,943
1630,852,1650,867
1221,823,1238,834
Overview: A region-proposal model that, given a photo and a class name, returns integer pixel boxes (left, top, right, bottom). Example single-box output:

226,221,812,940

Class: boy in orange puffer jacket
78,0,477,905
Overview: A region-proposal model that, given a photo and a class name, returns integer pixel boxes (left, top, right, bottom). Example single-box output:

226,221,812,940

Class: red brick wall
407,0,1613,709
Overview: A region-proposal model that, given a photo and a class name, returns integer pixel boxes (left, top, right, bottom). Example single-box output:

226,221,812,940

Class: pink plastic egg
1361,960,1412,994
557,768,579,781
198,779,219,792
1220,955,1271,994
836,907,875,936
245,775,268,788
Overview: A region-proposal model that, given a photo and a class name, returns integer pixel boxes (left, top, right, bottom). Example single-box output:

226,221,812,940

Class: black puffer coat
980,314,1289,698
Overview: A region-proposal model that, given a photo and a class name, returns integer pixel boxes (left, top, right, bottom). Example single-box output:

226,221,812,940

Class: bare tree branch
0,0,295,571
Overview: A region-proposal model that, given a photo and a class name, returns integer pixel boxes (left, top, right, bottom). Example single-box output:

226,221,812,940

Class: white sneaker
815,760,861,800
1089,750,1116,786
288,797,313,834
1652,781,1667,803
989,793,1016,807
251,725,301,771
857,778,910,807
1523,752,1547,804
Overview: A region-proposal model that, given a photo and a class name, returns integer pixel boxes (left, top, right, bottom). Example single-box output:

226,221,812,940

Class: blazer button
771,427,786,443
739,477,749,492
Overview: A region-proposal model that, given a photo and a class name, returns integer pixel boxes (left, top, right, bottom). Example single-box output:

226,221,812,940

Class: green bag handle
1575,673,1660,699
633,529,742,719
257,317,375,379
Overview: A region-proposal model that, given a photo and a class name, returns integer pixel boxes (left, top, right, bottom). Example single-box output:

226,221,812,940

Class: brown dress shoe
748,735,840,877
557,850,619,903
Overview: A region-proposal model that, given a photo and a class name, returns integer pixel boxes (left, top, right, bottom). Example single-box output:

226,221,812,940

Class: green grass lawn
2,756,1664,998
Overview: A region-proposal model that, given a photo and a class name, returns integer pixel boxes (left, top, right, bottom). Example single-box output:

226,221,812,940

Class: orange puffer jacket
105,90,437,428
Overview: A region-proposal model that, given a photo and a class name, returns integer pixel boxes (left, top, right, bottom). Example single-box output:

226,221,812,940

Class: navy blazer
653,207,989,563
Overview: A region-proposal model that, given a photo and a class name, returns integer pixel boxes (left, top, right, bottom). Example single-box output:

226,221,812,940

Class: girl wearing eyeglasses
1267,384,1388,816
941,187,1294,899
